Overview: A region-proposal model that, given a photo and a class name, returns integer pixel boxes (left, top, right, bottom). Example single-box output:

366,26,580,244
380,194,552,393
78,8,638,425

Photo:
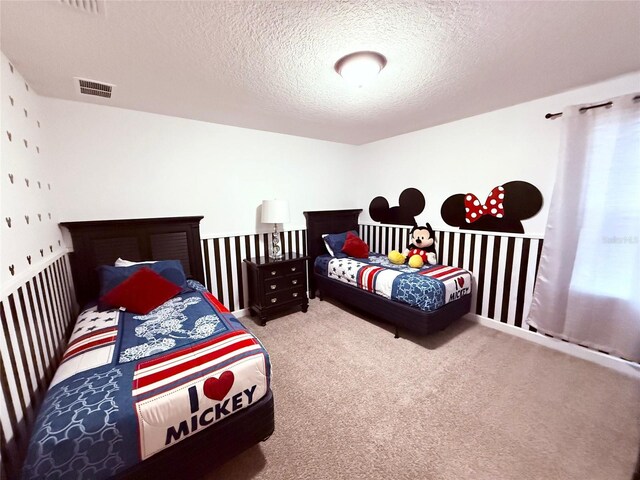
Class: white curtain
527,93,640,363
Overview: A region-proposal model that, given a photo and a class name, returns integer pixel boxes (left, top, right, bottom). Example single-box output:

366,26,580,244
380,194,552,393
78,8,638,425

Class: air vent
59,0,105,15
75,78,115,99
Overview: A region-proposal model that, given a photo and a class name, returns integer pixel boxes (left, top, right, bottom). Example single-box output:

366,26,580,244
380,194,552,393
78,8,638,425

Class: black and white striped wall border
201,229,307,314
0,253,76,480
200,224,632,373
358,223,544,330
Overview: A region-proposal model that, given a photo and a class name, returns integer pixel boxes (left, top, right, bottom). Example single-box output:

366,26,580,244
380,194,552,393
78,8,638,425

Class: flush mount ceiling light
334,51,387,88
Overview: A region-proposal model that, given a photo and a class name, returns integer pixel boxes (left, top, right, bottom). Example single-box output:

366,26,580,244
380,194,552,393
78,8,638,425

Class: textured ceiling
2,1,639,145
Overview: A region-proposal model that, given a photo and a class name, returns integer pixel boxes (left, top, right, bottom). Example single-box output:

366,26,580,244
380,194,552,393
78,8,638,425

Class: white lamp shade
261,199,290,224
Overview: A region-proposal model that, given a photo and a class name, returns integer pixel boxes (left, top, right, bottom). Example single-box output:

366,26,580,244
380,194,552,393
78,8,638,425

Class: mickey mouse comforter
315,254,471,311
22,283,271,479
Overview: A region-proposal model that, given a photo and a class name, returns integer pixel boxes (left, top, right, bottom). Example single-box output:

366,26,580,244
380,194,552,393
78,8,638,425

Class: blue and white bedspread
315,254,472,312
22,285,271,479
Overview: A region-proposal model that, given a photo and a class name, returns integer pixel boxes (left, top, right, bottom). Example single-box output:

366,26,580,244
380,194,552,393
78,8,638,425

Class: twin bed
304,209,472,337
23,217,274,479
22,211,471,478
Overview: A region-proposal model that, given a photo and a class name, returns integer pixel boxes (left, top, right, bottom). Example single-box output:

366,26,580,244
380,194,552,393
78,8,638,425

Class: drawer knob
292,292,298,298
271,298,277,303
270,284,276,290
271,270,277,276
291,267,297,272
291,279,298,285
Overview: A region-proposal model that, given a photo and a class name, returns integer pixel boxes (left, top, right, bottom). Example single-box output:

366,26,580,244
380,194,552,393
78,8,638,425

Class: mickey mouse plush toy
388,224,437,268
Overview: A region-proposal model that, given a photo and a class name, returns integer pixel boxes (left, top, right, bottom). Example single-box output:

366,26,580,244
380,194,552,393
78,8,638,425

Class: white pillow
114,257,158,267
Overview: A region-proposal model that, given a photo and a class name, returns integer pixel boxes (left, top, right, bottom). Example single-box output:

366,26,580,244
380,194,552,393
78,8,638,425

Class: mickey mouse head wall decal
369,187,426,227
440,181,543,234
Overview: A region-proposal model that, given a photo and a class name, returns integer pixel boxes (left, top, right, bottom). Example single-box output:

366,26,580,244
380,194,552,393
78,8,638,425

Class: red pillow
341,232,369,258
99,267,181,314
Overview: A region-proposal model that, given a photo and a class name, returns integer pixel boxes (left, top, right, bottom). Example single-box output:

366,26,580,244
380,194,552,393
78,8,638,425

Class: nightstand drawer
262,264,291,278
285,273,305,288
265,286,306,306
263,277,287,292
264,273,305,293
286,263,303,275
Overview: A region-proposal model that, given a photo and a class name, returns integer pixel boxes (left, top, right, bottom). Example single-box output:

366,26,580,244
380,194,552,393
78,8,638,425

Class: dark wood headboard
303,209,362,296
60,216,205,307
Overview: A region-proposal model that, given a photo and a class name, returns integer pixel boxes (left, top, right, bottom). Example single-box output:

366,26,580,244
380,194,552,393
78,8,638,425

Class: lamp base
269,225,283,260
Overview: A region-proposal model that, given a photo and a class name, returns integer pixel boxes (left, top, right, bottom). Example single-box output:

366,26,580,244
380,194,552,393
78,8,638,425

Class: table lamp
261,199,289,260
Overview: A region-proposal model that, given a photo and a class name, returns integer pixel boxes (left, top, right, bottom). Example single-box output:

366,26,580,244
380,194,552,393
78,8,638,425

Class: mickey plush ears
440,181,543,234
369,188,426,227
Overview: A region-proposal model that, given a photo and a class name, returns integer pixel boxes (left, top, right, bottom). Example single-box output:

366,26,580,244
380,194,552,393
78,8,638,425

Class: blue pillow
322,231,358,258
97,260,187,311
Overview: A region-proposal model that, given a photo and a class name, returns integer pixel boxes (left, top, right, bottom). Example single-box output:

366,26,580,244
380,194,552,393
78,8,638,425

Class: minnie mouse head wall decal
440,181,543,234
369,187,426,227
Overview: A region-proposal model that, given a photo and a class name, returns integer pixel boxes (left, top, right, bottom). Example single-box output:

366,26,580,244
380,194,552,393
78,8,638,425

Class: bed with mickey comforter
22,280,271,479
305,209,472,337
22,217,274,480
314,254,471,312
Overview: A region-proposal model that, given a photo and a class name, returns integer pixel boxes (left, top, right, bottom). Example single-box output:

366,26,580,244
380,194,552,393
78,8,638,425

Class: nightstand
244,253,309,325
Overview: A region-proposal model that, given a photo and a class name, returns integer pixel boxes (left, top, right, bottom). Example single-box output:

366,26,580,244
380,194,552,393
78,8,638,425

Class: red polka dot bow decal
464,186,505,224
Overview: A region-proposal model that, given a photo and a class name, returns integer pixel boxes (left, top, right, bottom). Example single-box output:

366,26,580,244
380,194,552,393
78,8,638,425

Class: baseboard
465,313,640,379
233,307,250,319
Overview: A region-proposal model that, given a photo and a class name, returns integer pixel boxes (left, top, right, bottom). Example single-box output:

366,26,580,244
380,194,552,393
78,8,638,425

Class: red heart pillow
341,232,369,258
99,267,181,314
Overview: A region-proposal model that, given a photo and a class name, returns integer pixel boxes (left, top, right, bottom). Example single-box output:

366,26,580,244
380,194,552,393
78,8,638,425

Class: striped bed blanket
314,254,472,312
22,284,270,479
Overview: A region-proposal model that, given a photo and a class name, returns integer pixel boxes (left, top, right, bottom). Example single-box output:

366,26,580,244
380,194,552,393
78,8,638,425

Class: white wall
43,98,358,237
38,70,640,243
355,71,640,236
1,53,65,288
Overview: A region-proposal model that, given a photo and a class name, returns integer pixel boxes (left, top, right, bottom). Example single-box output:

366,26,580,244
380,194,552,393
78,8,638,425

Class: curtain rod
545,94,640,119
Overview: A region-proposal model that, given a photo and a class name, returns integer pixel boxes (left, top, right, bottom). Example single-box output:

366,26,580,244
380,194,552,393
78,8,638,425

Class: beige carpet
209,299,640,480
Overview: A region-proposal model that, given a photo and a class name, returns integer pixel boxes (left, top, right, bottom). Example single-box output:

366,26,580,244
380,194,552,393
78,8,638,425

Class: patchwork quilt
22,283,271,479
315,254,471,312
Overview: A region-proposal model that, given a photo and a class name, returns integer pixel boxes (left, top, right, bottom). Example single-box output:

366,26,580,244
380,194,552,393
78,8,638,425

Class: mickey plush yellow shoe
408,254,424,269
388,250,406,265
